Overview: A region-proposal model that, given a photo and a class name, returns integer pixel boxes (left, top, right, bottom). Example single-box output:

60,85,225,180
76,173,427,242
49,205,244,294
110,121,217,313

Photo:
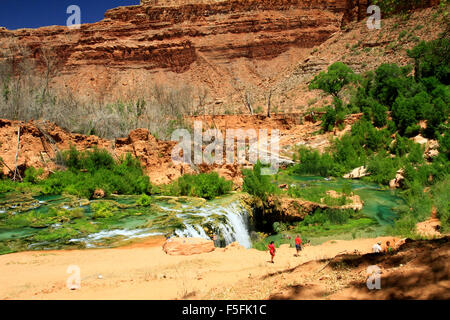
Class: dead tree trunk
13,126,21,181
267,90,272,118
244,91,254,115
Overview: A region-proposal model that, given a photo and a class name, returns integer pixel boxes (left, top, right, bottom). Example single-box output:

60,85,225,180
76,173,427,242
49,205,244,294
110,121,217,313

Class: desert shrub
0,44,201,140
309,62,358,97
39,149,151,199
293,147,340,177
136,194,152,206
321,106,337,132
242,161,276,201
91,201,116,219
166,172,232,200
23,167,44,184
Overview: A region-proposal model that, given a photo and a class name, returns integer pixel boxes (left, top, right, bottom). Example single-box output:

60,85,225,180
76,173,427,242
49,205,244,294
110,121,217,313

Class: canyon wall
0,1,371,105
17,0,449,112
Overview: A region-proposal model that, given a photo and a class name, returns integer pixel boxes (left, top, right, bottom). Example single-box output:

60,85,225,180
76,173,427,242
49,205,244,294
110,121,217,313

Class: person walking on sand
295,235,302,257
268,241,276,263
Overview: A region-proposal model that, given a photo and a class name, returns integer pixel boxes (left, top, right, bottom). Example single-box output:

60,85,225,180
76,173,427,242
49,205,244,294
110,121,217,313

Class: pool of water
280,175,404,225
0,192,252,253
0,175,405,254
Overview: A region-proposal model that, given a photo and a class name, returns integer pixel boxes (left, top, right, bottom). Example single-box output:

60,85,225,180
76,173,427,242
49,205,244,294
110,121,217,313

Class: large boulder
162,237,215,256
412,134,440,159
343,166,369,179
389,169,404,189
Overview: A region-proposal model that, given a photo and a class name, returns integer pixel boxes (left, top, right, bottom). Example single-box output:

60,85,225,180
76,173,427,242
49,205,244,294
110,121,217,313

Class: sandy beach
0,236,399,300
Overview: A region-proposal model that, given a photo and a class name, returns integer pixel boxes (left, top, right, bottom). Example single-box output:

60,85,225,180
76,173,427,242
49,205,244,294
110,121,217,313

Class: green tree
242,161,276,201
391,96,417,135
321,106,337,132
408,38,450,85
371,100,388,128
309,62,357,98
369,64,414,107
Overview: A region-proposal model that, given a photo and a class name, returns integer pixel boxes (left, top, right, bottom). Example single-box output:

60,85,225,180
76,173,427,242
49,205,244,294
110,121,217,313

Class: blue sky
0,0,140,30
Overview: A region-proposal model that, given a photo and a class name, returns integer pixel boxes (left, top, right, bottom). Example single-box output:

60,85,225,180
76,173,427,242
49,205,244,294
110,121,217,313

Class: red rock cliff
0,0,369,103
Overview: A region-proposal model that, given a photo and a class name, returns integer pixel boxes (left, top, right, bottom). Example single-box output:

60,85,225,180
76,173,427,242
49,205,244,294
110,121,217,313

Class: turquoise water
0,175,405,254
0,193,252,253
280,175,404,225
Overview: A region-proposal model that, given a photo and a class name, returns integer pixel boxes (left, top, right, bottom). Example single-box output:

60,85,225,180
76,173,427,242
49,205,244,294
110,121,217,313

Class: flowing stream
0,193,253,253
0,176,404,254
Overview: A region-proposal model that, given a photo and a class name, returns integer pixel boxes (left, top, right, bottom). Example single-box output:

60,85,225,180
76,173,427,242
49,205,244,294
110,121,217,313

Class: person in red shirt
268,241,276,263
295,235,302,257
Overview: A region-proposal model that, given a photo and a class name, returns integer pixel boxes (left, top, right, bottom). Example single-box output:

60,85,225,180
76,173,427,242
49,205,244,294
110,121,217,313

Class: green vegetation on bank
1,147,152,199
287,183,352,207
42,147,150,199
297,37,449,235
159,172,232,200
242,161,277,201
1,147,233,201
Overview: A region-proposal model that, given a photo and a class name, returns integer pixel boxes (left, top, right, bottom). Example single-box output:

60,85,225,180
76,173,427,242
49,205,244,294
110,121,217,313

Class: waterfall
173,201,252,248
217,202,252,248
174,223,209,239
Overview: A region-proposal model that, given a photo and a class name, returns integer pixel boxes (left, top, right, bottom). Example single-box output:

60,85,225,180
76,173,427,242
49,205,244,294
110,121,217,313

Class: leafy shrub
24,167,44,184
321,106,337,132
371,101,388,128
408,38,450,85
341,181,353,196
273,222,288,233
300,208,353,226
166,172,232,200
91,201,116,219
293,147,340,177
242,161,276,201
367,153,398,185
136,194,152,206
40,149,151,199
309,62,358,97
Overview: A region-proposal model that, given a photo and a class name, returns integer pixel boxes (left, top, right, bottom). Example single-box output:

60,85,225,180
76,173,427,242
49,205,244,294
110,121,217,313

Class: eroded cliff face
0,0,369,106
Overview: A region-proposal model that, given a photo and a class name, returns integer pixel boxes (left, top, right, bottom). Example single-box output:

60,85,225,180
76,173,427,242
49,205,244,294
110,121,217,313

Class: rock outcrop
416,218,442,238
162,237,215,255
0,118,193,184
389,169,405,189
248,193,364,226
0,0,370,104
343,166,369,179
412,134,440,160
